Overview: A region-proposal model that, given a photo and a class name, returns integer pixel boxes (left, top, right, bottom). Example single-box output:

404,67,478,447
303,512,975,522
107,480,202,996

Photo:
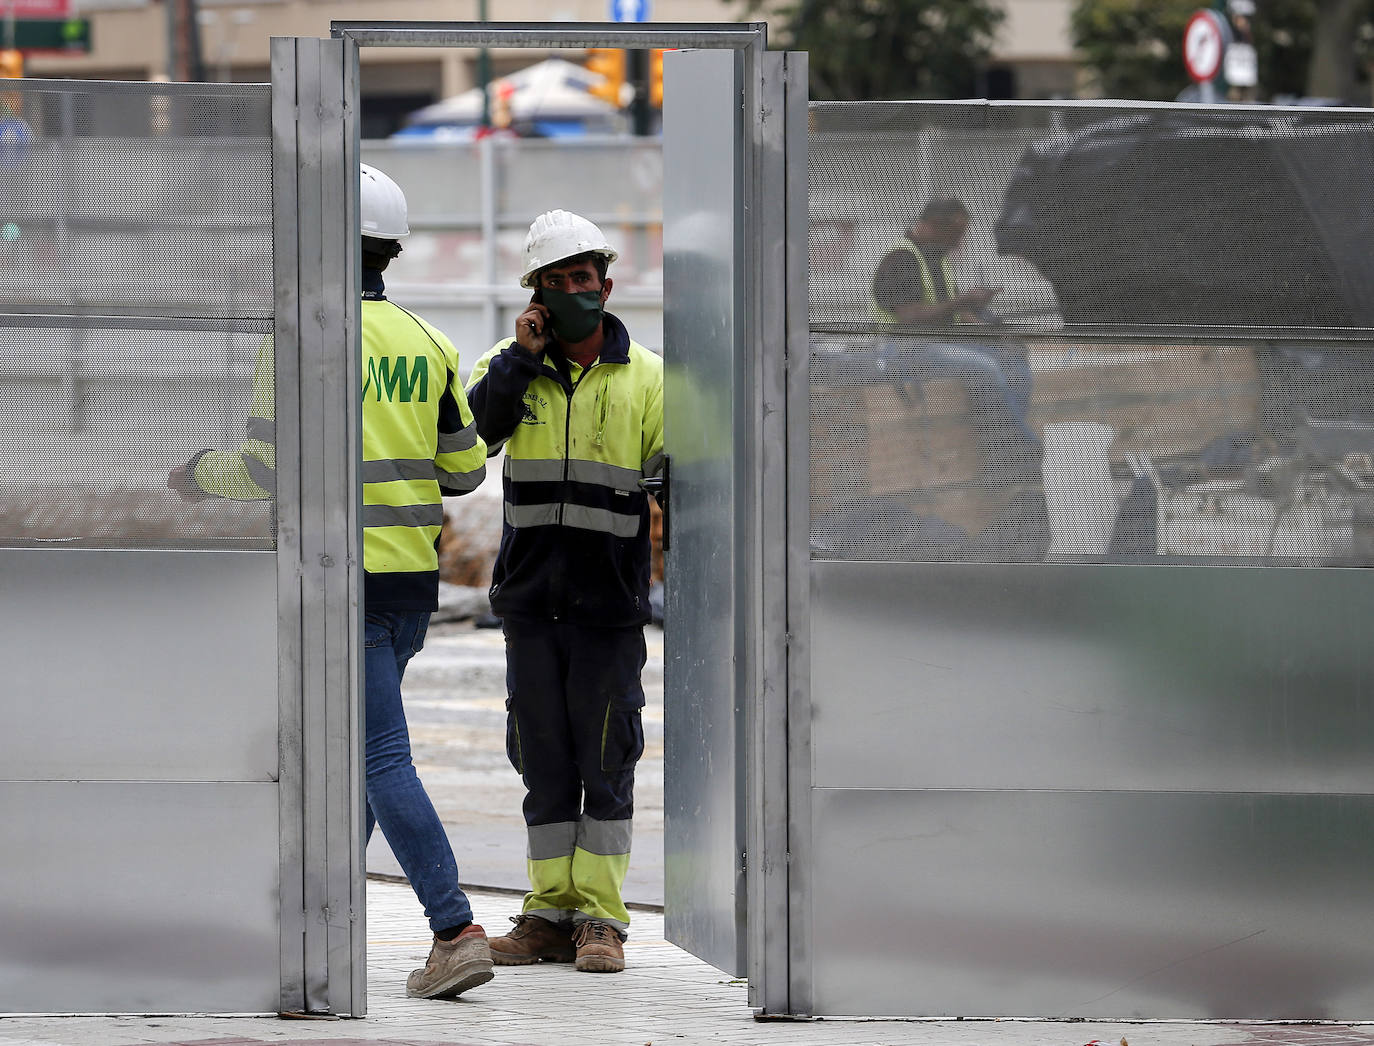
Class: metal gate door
661,46,749,981
662,45,807,1008
0,45,365,1015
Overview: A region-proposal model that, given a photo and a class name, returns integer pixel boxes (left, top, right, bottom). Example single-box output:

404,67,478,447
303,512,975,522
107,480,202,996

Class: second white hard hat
360,163,410,239
520,209,618,288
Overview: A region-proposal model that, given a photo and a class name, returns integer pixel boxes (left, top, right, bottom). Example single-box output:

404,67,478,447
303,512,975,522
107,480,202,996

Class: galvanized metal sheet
807,787,1374,1019
662,46,747,978
810,561,1374,794
1,549,277,782
0,781,279,1014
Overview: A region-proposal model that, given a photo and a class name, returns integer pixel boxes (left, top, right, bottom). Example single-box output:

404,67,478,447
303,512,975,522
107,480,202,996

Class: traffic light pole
627,47,651,136
477,0,490,129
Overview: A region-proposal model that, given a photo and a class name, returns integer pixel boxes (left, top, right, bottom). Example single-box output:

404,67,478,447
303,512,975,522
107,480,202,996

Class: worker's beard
542,288,605,343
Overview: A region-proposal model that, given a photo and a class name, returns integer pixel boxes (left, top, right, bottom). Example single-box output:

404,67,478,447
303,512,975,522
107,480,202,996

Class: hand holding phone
516,290,551,356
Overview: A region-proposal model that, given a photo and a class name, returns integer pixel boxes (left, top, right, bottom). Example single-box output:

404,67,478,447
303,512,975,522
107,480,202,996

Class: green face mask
541,288,605,343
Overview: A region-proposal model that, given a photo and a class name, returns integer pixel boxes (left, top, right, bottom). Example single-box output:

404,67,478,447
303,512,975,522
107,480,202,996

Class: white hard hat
520,209,618,288
360,163,409,239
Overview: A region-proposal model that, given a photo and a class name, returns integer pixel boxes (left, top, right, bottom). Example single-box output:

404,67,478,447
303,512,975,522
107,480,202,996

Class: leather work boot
405,924,495,999
572,919,626,973
488,914,577,966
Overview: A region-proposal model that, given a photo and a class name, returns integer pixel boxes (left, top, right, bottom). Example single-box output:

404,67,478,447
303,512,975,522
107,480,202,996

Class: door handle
639,455,669,552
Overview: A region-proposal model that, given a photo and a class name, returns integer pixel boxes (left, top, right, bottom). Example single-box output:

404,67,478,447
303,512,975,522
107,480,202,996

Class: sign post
1224,0,1258,99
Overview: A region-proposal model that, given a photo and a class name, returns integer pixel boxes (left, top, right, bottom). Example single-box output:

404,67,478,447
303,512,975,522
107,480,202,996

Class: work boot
488,914,576,966
405,924,494,999
572,919,626,973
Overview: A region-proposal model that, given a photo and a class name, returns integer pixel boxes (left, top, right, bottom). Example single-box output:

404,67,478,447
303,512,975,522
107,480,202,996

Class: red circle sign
1183,9,1226,83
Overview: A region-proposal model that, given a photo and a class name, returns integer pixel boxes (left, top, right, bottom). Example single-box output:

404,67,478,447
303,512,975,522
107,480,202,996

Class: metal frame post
750,48,810,1018
271,33,364,1017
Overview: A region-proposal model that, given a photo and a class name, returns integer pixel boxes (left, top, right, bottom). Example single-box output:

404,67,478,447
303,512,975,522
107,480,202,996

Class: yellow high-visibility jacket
466,312,663,627
191,281,487,611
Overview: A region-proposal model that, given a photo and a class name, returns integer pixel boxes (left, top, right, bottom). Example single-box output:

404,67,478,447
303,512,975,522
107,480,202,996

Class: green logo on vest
364,356,428,402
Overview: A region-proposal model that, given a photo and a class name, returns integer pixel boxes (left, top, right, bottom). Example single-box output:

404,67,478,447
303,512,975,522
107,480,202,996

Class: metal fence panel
0,80,275,552
0,78,282,1015
795,101,1374,1020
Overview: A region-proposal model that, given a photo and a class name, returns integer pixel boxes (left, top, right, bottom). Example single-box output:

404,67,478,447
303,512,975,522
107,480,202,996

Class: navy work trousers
502,618,647,828
502,618,647,928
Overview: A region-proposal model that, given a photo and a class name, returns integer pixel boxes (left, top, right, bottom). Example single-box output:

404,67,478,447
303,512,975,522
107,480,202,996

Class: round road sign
1184,9,1227,83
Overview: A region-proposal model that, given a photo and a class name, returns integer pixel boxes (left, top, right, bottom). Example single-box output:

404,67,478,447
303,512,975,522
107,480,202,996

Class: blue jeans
878,338,1041,477
365,609,472,933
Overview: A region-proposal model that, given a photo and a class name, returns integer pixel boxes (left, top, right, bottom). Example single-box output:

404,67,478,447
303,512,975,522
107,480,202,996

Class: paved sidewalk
4,878,1373,1046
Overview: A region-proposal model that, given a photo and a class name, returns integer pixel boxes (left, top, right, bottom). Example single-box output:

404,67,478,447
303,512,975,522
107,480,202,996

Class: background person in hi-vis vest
465,209,665,975
870,196,1041,483
168,163,495,1001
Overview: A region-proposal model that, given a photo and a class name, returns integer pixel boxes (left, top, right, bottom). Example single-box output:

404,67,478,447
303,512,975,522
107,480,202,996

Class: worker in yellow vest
169,163,494,1000
466,209,664,974
871,197,1001,327
870,196,1040,486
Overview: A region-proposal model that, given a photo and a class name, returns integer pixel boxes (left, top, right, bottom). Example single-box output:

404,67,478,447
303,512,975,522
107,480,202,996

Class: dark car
994,109,1374,332
995,109,1374,446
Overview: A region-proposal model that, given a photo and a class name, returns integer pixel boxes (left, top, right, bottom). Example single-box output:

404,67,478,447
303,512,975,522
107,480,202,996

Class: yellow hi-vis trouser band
523,816,632,931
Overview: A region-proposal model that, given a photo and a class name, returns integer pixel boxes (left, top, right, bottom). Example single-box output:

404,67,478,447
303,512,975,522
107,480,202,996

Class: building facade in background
39,0,1076,133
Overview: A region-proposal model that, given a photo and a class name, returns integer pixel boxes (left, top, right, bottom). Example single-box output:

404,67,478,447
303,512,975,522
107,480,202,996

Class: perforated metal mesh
809,102,1374,565
0,81,274,549
0,325,274,548
0,82,273,319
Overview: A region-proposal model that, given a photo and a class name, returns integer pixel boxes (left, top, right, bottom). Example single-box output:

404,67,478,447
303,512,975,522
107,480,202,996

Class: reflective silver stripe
568,459,641,490
362,503,444,528
504,502,639,535
361,458,485,491
564,503,640,538
361,458,436,484
505,502,561,528
505,458,565,483
436,462,485,492
528,821,578,861
524,908,574,925
246,416,275,442
437,421,480,454
575,816,632,857
506,457,641,490
243,454,275,494
642,451,665,479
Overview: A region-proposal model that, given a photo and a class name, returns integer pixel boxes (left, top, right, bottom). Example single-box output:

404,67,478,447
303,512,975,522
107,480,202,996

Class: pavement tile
1209,1032,1374,1046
